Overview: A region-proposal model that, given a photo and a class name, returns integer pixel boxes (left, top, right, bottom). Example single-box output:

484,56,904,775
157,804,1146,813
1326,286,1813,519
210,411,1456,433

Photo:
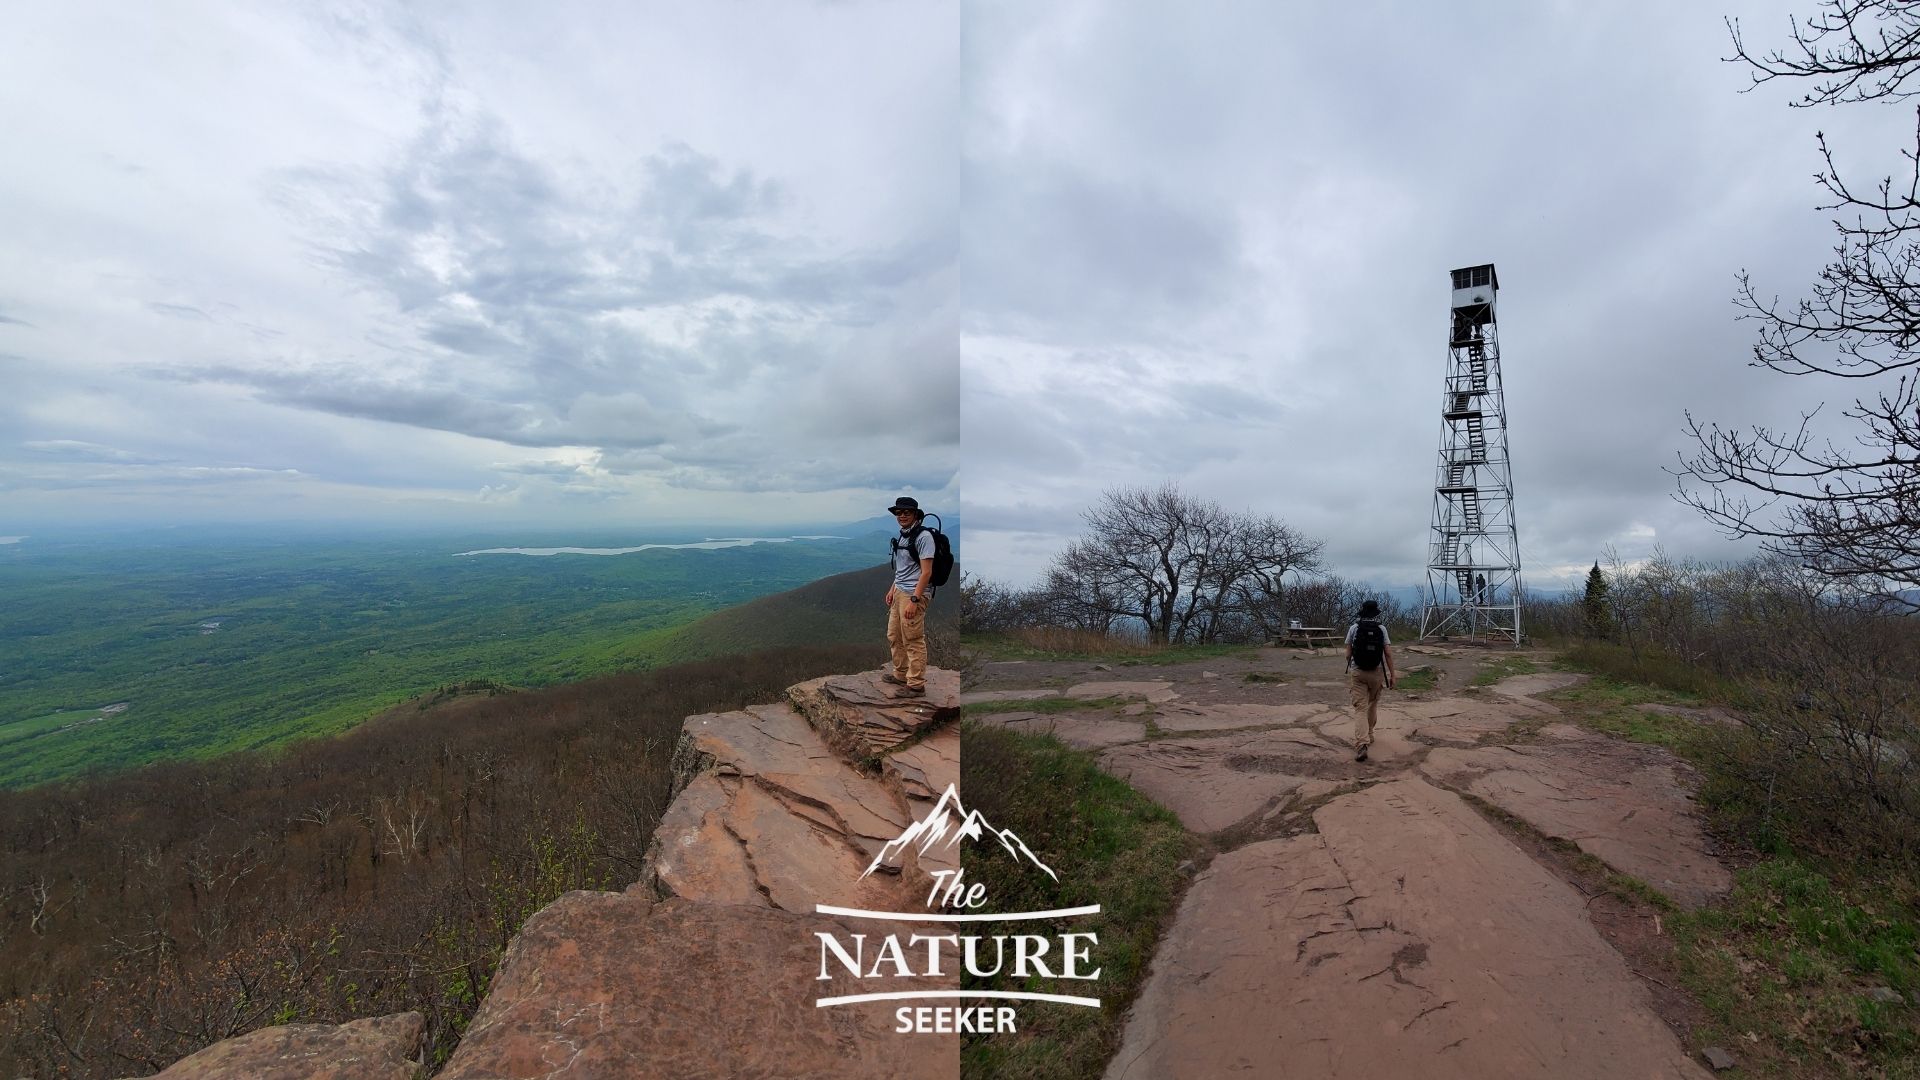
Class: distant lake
452,536,843,557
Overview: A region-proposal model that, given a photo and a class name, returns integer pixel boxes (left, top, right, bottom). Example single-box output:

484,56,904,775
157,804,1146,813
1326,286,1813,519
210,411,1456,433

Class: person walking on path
1345,600,1395,761
883,496,937,698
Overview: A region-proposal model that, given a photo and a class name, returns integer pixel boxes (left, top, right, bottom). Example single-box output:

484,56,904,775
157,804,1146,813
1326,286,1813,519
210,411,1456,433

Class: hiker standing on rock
1346,599,1395,761
883,496,937,699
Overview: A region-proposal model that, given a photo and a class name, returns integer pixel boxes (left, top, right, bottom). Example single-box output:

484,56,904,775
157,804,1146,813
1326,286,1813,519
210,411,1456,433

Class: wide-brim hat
887,496,924,516
1357,600,1381,618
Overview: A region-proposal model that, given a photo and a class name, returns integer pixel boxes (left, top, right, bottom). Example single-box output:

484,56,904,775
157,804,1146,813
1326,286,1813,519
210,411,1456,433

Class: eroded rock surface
789,668,960,756
439,892,954,1080
977,712,1147,750
1099,729,1348,833
1420,727,1732,907
1488,671,1587,699
964,647,1734,1075
145,1012,423,1080
145,667,964,1080
477,667,961,1078
1153,701,1342,732
647,702,924,910
1107,779,1707,1079
1065,679,1179,702
958,687,1061,705
1374,697,1543,744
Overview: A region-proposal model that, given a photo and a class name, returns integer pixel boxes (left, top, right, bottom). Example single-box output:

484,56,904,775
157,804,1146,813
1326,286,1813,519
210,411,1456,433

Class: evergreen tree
1582,562,1611,638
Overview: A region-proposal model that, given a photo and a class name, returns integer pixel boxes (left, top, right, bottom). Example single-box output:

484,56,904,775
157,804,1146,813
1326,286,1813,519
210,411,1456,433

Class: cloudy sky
1,2,957,529
961,0,1910,592
5,3,1903,575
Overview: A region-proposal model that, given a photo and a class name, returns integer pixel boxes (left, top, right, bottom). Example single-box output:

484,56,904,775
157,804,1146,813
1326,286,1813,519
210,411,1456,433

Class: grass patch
1469,654,1541,687
963,629,1161,661
1544,675,1707,751
1395,666,1439,693
962,629,1253,666
960,721,1199,1079
1557,640,1736,702
961,696,1135,718
1546,651,1722,753
1582,708,1704,751
1669,857,1920,1077
1545,638,1920,1073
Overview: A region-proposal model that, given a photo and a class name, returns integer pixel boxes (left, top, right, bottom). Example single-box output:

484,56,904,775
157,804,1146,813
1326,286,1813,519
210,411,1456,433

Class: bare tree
1041,483,1323,643
1727,2,1920,105
1682,1,1920,606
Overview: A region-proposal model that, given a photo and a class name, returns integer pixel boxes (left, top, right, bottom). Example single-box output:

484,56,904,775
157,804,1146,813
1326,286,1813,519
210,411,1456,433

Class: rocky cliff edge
145,668,961,1080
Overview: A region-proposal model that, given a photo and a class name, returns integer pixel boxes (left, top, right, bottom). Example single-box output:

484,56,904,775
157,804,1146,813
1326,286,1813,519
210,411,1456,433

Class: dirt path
968,645,1729,1078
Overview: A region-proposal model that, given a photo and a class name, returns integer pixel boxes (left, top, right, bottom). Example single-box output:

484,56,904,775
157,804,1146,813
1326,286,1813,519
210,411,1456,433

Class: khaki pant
1348,666,1385,749
887,587,928,690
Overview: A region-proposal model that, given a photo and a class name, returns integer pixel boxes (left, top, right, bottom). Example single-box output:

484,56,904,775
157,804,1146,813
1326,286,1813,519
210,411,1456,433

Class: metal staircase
1421,264,1523,644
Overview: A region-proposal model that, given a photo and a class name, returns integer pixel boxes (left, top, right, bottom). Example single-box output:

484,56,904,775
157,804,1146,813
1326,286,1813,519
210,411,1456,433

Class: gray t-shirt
893,526,937,591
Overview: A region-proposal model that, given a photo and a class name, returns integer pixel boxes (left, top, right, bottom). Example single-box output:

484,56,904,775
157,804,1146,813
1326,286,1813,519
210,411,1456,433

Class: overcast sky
961,0,1910,593
5,3,1903,576
0,2,957,530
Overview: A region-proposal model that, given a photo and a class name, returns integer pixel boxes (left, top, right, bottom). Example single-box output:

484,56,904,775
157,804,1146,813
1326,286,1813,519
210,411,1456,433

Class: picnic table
1278,625,1342,646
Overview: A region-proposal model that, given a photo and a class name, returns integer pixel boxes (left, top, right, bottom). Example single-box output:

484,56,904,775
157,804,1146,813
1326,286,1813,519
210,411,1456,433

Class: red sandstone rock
788,668,960,757
142,1011,423,1080
883,724,958,804
882,724,960,879
1099,729,1347,833
1420,728,1732,907
1063,679,1179,702
644,702,927,912
439,892,956,1080
1153,701,1342,732
1107,779,1708,1079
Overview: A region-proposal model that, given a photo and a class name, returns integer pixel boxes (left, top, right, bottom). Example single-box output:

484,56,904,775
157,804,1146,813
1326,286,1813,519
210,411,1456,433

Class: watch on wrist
910,595,923,604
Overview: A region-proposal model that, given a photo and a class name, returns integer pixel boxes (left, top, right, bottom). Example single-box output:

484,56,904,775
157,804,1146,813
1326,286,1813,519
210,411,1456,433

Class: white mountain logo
861,783,1058,883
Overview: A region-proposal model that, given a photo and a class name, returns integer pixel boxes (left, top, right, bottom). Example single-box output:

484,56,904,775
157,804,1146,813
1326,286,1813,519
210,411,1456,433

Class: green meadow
0,527,889,787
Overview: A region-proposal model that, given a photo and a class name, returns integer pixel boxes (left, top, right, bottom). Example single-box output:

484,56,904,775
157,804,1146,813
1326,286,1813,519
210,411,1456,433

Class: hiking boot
891,684,927,699
1355,744,1369,762
880,673,907,686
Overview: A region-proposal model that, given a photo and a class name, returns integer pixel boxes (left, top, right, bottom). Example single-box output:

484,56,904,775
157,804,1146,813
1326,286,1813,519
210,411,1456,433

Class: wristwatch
910,595,924,604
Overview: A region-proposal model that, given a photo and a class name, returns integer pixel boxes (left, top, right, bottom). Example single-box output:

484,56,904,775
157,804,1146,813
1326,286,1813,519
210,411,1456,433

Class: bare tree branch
1684,5,1920,606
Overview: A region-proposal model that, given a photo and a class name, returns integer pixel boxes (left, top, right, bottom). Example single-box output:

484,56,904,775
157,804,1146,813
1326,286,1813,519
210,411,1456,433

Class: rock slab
1420,728,1732,908
975,712,1147,751
1099,729,1348,833
144,1012,423,1080
789,668,960,756
646,702,924,911
1106,778,1708,1079
439,892,955,1079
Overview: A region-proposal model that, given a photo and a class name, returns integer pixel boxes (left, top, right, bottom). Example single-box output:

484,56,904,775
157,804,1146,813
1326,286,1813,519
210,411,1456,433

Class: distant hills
0,529,946,789
630,561,960,667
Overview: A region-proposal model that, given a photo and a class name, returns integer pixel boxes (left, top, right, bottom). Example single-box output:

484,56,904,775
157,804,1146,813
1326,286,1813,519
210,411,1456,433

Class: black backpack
892,513,955,592
1351,620,1386,671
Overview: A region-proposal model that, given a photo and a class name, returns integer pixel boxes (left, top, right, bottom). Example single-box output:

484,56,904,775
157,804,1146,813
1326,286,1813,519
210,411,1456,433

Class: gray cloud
0,3,957,526
147,302,212,321
963,159,1240,342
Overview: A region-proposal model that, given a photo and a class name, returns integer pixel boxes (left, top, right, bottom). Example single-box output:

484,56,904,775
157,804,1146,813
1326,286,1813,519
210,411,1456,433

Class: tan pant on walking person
1349,666,1385,752
887,585,928,691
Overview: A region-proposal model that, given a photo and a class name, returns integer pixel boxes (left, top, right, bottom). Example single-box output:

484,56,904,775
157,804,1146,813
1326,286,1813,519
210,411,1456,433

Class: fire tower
1420,263,1523,643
